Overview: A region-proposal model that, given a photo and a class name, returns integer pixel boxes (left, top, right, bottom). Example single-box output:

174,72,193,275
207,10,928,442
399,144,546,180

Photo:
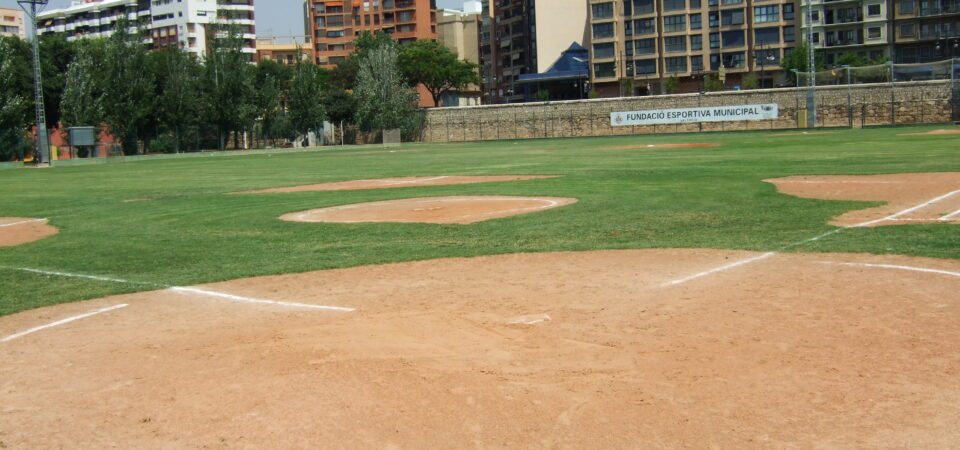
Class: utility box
68,126,97,147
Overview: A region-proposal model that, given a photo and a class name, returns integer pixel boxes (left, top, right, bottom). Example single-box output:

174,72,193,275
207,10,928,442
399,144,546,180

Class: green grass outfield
2,125,959,316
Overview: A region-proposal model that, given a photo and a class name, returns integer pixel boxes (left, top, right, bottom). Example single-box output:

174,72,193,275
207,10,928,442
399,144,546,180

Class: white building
37,0,256,59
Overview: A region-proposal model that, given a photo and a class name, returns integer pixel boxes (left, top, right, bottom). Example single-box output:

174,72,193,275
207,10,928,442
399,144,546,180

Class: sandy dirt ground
235,175,557,194
280,196,578,225
1,249,959,448
608,143,719,150
898,129,960,136
766,172,960,226
0,218,58,247
770,131,838,137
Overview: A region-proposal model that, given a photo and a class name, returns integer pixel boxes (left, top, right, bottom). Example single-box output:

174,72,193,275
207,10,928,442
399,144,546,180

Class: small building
0,7,26,40
256,37,311,65
517,42,590,102
437,5,482,106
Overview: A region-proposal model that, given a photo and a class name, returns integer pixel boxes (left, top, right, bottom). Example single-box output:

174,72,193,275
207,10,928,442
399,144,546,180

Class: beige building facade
1,7,26,39
534,0,591,72
438,7,482,106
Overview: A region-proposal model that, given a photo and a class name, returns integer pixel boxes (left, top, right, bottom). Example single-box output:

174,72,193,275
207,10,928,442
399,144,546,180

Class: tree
204,20,257,150
100,18,155,154
287,60,327,140
704,73,724,92
60,40,105,129
149,47,204,153
398,39,479,107
354,43,416,133
254,58,293,145
328,31,394,90
781,41,825,86
741,73,759,90
663,75,681,94
0,37,32,161
322,89,357,125
39,33,76,129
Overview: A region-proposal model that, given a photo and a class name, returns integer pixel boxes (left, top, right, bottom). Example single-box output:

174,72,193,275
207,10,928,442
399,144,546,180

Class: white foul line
0,266,157,285
941,208,960,221
852,189,960,227
1,304,128,343
662,252,777,287
167,286,355,312
0,218,47,228
819,261,960,279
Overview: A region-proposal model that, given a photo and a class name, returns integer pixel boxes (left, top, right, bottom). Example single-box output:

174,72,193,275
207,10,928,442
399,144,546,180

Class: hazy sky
1,0,469,36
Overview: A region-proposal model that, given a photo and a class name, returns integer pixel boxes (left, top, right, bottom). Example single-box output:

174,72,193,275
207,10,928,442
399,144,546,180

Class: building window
636,38,656,54
593,42,615,59
721,9,744,26
690,13,701,29
867,4,881,16
721,0,742,4
633,0,655,15
709,11,718,28
665,56,687,73
755,26,780,44
663,0,685,12
594,61,615,78
899,23,915,37
783,3,794,20
900,0,914,14
723,52,744,68
624,20,633,36
690,0,701,8
591,2,614,19
665,36,686,52
691,55,703,71
709,32,719,48
664,15,686,32
722,30,745,47
867,27,881,38
690,34,702,50
783,25,795,42
636,18,656,35
636,59,656,74
592,22,615,39
754,5,779,23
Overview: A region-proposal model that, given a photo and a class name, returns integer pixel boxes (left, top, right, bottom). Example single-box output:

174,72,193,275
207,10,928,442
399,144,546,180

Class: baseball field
1,125,959,447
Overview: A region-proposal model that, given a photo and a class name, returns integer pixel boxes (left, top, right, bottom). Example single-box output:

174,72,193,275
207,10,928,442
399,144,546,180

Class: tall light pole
805,0,817,127
17,0,51,166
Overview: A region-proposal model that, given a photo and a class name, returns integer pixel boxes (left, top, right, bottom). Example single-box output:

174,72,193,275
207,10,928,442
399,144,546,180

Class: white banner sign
611,104,779,126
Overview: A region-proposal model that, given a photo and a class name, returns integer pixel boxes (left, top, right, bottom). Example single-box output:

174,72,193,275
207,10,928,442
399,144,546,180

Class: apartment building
804,0,889,66
438,4,482,106
480,0,535,103
1,7,26,39
588,0,799,96
304,0,438,68
256,37,312,65
36,0,256,59
890,0,960,62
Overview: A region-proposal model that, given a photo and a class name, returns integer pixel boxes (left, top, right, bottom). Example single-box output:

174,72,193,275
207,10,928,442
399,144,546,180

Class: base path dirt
766,172,960,226
280,195,578,224
1,249,959,447
608,143,719,150
898,129,960,136
234,175,557,194
0,217,58,246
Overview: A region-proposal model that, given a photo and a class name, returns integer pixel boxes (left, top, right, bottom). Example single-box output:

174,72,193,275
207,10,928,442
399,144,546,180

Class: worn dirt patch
2,249,959,448
771,131,838,137
280,195,577,224
898,129,960,136
766,172,960,226
235,175,557,194
0,217,58,246
609,143,719,150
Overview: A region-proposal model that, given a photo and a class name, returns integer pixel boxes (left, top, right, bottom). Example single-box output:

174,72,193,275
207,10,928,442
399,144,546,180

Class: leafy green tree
0,37,32,161
204,21,256,150
398,39,479,107
663,75,681,94
39,33,76,128
328,31,394,90
60,39,105,129
149,47,204,153
100,18,155,154
704,73,724,92
781,41,825,86
322,89,357,125
354,43,416,133
741,73,759,90
253,58,292,144
287,60,326,139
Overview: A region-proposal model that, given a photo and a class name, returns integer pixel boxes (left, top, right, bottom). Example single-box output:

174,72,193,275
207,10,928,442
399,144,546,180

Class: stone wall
422,81,956,143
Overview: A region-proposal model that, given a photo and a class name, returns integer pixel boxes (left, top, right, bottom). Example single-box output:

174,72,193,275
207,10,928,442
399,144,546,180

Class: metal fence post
889,61,896,125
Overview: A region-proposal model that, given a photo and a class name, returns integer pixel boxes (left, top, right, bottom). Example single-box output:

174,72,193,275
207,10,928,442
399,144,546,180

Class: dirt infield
1,249,959,447
898,129,960,136
770,131,838,137
0,218,58,247
766,172,960,226
608,143,719,150
280,196,578,224
235,175,557,194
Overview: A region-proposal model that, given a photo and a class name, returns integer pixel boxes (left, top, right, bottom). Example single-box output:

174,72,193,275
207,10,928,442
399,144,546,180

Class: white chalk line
941,208,960,221
1,304,128,343
0,266,354,312
819,261,960,279
0,218,47,227
663,188,960,287
167,286,355,312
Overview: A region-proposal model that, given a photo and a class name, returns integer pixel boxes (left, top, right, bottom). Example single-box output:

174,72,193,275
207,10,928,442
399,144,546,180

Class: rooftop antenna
17,0,51,166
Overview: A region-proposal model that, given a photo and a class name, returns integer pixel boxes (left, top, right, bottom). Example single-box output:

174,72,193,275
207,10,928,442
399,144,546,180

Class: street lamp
16,0,51,165
756,41,777,88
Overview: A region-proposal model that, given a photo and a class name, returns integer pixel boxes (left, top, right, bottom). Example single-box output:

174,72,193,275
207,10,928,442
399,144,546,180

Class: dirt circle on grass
0,217,58,246
609,143,719,150
235,175,557,194
766,172,960,226
1,248,959,448
898,128,960,136
280,195,578,224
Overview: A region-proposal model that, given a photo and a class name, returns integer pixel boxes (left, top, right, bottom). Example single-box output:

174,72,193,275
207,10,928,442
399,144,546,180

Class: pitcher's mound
236,175,556,194
0,218,57,246
898,129,960,136
280,196,577,224
766,172,960,226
